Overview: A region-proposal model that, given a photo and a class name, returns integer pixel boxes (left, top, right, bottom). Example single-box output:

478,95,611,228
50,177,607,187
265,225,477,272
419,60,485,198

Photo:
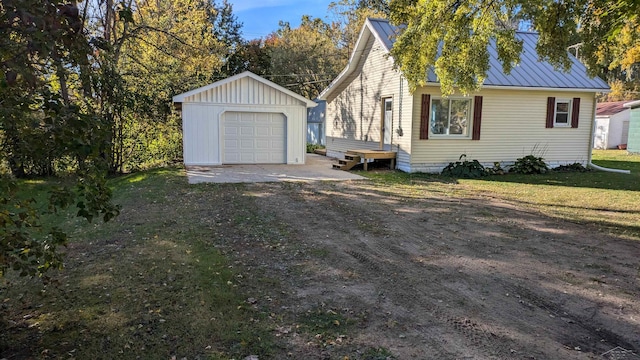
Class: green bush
486,162,506,175
441,154,487,178
510,155,549,174
306,143,325,153
553,162,591,172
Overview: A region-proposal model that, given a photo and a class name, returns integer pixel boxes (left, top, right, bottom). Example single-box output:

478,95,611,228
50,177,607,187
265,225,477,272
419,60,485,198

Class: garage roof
173,71,317,107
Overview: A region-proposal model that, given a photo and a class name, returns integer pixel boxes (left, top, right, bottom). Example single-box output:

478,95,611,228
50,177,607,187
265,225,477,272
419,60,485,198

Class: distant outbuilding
623,100,640,154
594,101,631,149
173,71,317,166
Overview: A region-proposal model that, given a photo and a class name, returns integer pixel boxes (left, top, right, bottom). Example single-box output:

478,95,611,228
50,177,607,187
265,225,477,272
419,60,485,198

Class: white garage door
223,112,286,164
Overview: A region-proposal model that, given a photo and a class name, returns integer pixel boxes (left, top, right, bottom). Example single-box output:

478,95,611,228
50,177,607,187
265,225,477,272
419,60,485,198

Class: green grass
3,150,638,358
361,150,640,240
1,168,277,359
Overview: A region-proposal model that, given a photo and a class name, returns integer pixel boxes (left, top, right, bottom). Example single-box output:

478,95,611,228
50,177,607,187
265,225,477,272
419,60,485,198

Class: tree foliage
265,16,346,99
328,0,389,58
592,19,640,101
260,1,389,99
0,0,239,278
91,0,224,173
389,0,640,95
1,0,119,278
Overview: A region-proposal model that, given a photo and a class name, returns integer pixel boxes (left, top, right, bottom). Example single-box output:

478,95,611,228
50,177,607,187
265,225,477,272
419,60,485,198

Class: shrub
486,162,506,175
553,163,591,172
510,155,549,174
441,154,487,178
306,143,325,153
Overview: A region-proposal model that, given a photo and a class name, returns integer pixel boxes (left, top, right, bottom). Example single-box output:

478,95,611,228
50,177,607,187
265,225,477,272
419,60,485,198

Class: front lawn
1,150,639,359
1,169,277,359
361,150,640,240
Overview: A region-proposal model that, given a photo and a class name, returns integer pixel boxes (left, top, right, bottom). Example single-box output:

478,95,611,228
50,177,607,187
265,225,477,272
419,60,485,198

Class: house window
431,98,471,136
554,99,572,126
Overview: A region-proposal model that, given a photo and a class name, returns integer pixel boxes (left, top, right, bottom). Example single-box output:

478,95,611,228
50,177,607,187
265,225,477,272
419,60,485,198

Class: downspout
587,94,631,174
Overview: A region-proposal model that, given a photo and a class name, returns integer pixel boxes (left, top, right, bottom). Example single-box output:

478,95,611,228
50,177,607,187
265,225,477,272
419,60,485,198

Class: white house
594,101,631,149
173,71,317,166
319,18,610,172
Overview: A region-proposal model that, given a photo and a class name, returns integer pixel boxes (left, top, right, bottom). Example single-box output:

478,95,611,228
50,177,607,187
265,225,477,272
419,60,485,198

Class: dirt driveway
213,179,640,359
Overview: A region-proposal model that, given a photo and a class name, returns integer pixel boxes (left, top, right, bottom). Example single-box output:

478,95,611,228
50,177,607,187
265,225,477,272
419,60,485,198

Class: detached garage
173,71,317,166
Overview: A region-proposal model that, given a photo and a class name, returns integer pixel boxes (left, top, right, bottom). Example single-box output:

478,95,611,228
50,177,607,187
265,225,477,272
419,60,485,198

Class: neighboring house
307,100,326,146
594,101,630,149
173,71,317,166
319,18,610,173
623,100,640,154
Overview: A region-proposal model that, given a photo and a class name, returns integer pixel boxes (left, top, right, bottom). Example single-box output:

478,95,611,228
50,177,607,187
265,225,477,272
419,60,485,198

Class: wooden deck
346,149,397,171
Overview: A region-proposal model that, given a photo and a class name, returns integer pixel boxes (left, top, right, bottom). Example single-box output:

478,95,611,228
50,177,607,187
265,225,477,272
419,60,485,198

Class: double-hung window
430,98,472,137
554,99,572,126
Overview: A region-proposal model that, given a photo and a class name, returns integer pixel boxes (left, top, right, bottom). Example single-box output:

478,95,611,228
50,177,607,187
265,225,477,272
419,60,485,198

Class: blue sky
229,0,335,39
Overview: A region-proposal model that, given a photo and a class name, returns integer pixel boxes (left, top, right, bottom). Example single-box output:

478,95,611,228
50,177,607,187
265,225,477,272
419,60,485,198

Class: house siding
325,36,413,168
628,108,640,154
410,87,596,172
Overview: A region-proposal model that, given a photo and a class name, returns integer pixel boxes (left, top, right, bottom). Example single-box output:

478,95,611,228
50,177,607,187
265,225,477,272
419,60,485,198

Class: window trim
429,96,473,138
553,98,572,127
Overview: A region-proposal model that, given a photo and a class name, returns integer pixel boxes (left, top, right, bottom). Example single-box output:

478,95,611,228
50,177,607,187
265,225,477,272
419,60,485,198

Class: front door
382,97,392,148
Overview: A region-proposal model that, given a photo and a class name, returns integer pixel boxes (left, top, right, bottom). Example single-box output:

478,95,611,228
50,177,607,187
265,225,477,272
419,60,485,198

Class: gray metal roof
368,18,609,90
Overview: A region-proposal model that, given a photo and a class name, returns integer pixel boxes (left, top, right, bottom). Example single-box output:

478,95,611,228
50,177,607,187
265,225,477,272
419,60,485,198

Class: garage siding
181,104,307,166
177,73,313,166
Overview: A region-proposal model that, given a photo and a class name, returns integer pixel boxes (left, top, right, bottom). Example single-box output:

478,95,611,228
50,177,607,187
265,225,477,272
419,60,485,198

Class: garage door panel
225,139,238,148
240,139,254,149
255,126,271,136
256,140,273,150
271,127,285,136
223,112,286,164
255,153,270,163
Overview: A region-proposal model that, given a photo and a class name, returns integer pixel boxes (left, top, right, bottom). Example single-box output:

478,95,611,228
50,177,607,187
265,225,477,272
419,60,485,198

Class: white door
223,112,286,164
383,98,392,145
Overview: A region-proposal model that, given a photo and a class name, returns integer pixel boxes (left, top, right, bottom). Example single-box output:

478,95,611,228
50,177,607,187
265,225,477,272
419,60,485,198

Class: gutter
587,93,631,174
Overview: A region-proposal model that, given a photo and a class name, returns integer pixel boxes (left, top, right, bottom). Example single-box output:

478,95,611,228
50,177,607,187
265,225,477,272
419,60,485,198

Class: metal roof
367,18,609,91
597,101,630,116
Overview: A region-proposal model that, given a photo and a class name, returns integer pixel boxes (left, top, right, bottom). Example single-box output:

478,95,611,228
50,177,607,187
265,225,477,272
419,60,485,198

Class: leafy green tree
265,16,346,99
1,0,119,278
328,0,389,59
90,0,223,173
388,0,640,95
591,19,640,101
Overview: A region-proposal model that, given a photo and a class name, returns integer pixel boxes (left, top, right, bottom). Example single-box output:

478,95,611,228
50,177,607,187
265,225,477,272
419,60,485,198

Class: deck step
333,155,361,171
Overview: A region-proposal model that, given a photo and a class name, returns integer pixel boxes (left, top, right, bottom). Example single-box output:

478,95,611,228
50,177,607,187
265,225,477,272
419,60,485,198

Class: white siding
182,104,219,165
325,35,413,168
184,76,303,106
182,104,306,166
594,116,611,149
608,110,630,148
410,87,596,172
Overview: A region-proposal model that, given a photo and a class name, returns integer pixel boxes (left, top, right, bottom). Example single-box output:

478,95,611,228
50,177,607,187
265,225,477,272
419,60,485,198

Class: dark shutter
571,97,580,128
420,94,430,139
472,96,483,140
546,97,555,128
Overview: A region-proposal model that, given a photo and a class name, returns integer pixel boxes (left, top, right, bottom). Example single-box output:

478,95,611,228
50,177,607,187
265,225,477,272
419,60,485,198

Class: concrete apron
186,154,366,184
